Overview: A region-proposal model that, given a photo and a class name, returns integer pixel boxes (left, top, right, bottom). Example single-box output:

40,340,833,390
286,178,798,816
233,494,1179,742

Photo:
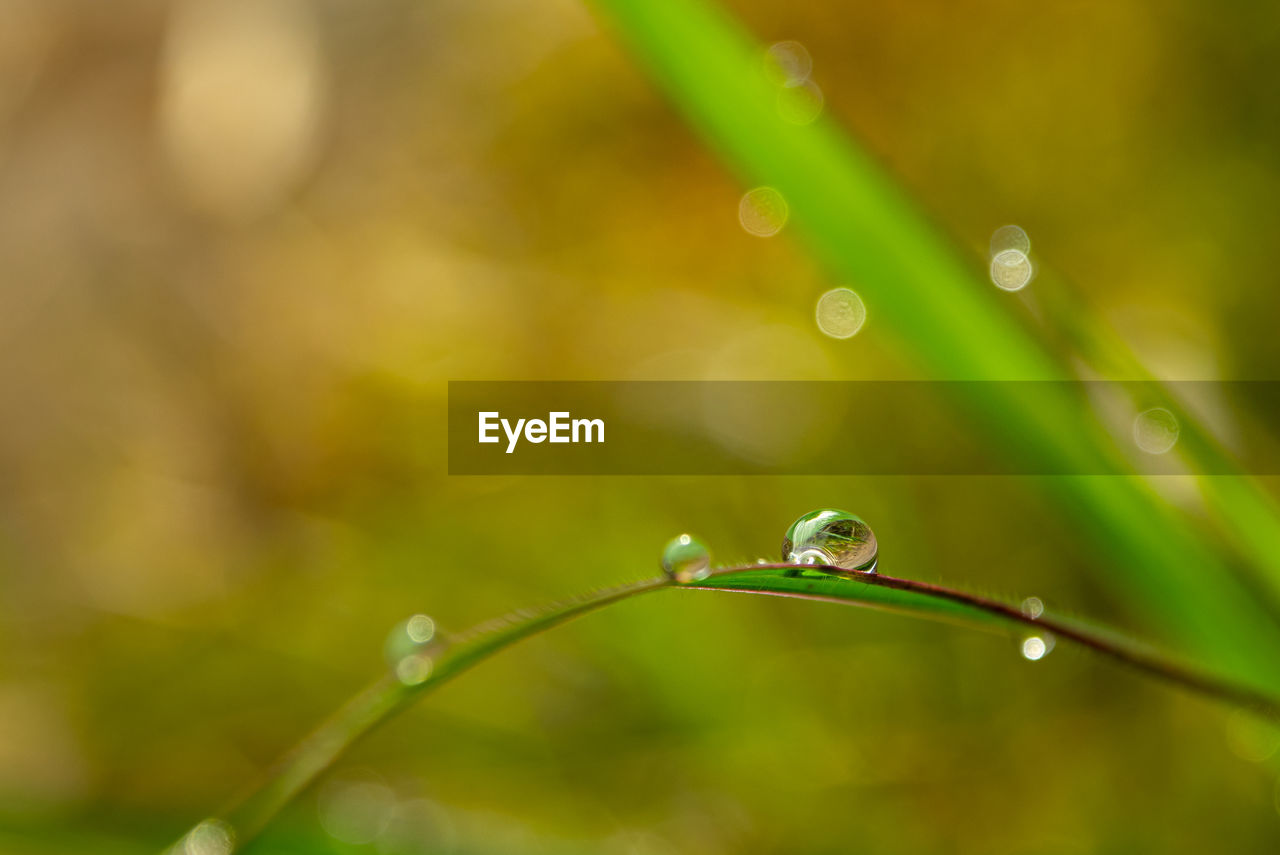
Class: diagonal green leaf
585,0,1280,689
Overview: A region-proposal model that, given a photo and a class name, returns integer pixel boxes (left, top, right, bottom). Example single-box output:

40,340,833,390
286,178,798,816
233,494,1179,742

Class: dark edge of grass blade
177,564,1280,853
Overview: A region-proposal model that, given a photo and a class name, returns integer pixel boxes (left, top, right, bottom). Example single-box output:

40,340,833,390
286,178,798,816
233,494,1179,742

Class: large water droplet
781,509,878,573
661,533,712,583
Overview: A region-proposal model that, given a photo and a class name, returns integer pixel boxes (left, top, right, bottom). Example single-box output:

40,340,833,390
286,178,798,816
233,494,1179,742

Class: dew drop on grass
815,287,866,339
661,533,712,583
1133,407,1179,454
1020,596,1045,619
990,249,1033,291
781,509,878,573
385,614,438,686
739,187,789,237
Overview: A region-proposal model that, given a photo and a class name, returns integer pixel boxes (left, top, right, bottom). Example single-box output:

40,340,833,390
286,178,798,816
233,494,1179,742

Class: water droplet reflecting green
781,509,878,573
661,534,712,583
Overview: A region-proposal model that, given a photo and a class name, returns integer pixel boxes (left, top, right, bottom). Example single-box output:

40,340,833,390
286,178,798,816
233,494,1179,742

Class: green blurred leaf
586,0,1280,689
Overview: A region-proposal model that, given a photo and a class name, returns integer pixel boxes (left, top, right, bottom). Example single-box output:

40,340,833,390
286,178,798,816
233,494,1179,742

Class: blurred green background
2,0,1280,852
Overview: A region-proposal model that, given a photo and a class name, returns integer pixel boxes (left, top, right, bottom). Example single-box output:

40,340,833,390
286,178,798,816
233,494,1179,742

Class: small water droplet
182,819,235,855
763,40,813,86
781,509,878,573
1020,596,1044,619
815,287,866,339
384,614,436,666
738,187,788,237
990,224,1031,257
662,533,712,583
1020,633,1055,661
385,614,440,685
1133,407,1179,455
990,249,1033,291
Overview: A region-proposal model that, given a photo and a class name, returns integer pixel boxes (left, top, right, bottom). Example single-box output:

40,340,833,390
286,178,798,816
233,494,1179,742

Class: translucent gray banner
447,381,1280,475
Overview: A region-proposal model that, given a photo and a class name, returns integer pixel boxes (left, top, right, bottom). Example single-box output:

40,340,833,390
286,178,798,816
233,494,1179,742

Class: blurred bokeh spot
158,0,326,222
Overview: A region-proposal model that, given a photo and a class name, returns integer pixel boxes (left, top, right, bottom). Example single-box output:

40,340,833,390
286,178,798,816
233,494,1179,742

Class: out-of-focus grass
589,0,1280,691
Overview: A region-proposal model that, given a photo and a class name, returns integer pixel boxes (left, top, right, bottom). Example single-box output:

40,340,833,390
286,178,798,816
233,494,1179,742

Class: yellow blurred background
2,0,1279,851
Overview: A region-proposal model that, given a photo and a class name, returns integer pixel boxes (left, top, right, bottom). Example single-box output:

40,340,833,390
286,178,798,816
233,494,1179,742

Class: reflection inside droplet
738,187,789,237
1133,407,1179,455
815,287,866,339
782,509,878,573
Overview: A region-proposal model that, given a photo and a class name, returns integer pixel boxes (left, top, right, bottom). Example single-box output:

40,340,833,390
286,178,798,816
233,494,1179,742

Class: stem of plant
180,563,1280,853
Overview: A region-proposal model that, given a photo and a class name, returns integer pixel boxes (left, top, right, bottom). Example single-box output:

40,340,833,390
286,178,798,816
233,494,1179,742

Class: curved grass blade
177,564,1280,853
691,564,1280,714
216,576,668,846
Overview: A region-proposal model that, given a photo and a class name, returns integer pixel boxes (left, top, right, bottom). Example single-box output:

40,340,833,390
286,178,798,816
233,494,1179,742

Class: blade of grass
585,0,1280,689
181,563,1280,852
1031,268,1280,624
